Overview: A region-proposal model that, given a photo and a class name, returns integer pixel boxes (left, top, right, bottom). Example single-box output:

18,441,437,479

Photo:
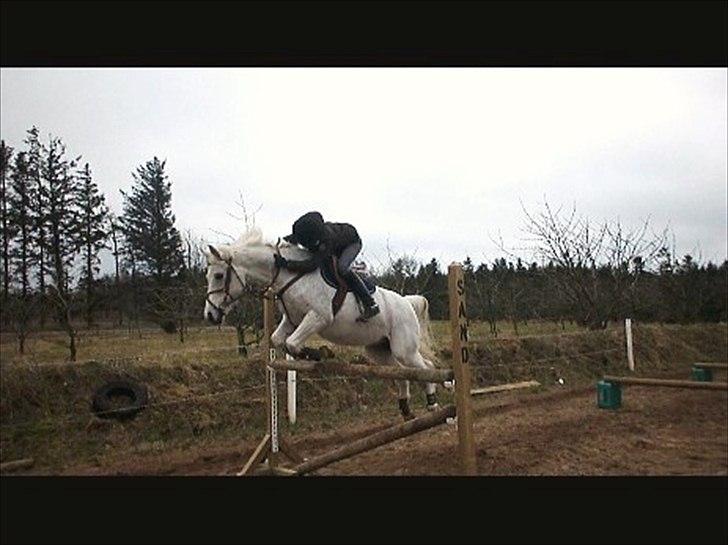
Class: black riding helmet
284,211,325,249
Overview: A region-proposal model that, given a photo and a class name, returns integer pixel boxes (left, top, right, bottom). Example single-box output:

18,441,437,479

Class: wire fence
1,323,627,437
469,347,622,369
0,383,267,432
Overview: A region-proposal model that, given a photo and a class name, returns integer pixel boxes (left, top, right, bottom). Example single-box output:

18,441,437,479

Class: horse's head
203,244,247,325
203,227,310,324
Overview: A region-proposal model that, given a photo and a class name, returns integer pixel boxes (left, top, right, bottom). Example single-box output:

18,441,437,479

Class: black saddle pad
320,258,377,294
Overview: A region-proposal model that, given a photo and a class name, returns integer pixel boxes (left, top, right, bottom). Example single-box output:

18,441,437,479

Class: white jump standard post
625,318,635,372
287,356,297,425
237,292,304,476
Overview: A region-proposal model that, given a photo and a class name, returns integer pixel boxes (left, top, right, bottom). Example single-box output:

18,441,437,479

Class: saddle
320,256,376,316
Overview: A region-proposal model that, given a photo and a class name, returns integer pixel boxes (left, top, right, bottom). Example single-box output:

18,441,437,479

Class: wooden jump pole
602,375,728,390
693,363,728,371
0,458,34,474
471,380,541,396
292,405,456,475
269,359,454,383
448,262,478,475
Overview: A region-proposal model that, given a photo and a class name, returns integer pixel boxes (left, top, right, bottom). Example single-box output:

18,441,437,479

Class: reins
267,237,306,326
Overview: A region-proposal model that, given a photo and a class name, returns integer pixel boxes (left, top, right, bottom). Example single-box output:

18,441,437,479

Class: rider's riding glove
274,254,288,268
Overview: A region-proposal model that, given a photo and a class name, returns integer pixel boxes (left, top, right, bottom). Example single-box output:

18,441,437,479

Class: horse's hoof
283,343,297,358
426,403,440,412
443,380,455,390
402,412,416,422
299,347,322,361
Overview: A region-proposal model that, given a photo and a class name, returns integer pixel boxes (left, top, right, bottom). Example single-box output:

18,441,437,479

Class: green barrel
691,366,713,382
597,380,622,409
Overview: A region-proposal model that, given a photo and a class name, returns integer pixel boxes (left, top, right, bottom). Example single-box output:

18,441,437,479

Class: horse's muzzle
206,310,223,325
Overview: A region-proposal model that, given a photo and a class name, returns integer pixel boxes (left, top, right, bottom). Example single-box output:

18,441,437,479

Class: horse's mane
230,226,310,258
232,226,265,248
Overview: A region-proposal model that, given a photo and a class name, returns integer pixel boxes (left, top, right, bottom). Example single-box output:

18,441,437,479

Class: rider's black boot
347,272,380,321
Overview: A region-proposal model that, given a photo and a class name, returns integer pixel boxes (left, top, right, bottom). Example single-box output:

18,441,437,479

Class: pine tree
6,151,37,354
8,152,34,298
0,140,14,301
42,134,80,297
25,126,48,325
119,157,183,285
76,163,109,326
108,212,123,325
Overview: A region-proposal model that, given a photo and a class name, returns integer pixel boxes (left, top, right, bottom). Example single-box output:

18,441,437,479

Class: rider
275,211,380,322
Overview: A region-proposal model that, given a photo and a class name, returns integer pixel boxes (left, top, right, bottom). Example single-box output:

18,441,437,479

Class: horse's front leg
284,310,331,359
270,314,296,351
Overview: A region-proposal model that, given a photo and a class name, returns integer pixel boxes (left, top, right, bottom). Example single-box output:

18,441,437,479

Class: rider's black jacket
283,222,361,273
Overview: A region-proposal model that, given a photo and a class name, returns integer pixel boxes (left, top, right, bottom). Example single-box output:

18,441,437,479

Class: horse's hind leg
389,334,440,411
365,342,414,421
395,380,413,420
419,355,441,410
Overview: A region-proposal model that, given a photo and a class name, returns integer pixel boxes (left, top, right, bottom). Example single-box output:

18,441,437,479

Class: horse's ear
208,245,223,261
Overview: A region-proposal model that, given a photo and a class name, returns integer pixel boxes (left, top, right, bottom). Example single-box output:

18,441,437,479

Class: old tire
92,380,149,421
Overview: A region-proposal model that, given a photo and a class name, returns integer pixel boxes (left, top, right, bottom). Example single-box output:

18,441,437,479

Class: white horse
203,227,441,419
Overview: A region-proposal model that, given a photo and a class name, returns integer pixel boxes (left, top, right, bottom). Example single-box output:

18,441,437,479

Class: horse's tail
405,294,436,364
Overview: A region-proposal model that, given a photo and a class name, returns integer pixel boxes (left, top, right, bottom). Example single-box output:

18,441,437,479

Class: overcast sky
1,68,726,272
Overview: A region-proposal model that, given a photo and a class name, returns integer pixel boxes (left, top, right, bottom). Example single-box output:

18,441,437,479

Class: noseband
205,258,248,316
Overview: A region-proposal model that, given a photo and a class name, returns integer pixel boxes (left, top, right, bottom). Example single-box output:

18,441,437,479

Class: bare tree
5,293,39,355
153,283,189,342
48,284,77,361
226,287,264,356
226,189,262,231
108,213,123,326
0,140,13,303
517,201,665,328
182,228,206,272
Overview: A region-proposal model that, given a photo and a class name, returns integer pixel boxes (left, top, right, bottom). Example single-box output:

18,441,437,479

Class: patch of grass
0,325,246,366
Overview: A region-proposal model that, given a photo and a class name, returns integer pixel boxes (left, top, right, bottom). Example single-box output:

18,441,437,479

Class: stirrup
356,304,380,323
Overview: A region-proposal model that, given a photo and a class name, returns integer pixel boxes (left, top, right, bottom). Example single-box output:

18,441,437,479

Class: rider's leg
346,272,380,321
337,242,380,320
336,241,362,273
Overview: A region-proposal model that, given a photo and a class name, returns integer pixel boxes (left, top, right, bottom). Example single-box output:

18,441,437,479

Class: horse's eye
214,273,224,280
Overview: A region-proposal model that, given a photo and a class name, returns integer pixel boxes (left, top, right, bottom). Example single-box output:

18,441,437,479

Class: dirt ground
55,373,728,476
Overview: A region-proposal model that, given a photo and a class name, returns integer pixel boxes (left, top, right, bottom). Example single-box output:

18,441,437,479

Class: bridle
205,257,249,317
206,238,297,319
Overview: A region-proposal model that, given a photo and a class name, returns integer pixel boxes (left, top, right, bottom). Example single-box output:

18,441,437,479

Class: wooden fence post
448,262,478,475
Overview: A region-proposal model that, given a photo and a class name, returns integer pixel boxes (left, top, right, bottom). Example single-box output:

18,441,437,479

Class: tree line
0,127,207,358
1,127,726,360
375,203,727,331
